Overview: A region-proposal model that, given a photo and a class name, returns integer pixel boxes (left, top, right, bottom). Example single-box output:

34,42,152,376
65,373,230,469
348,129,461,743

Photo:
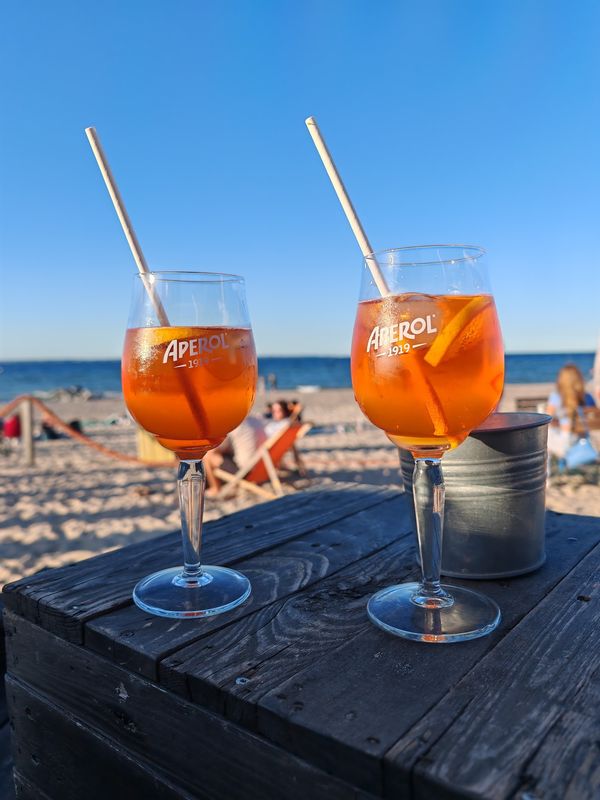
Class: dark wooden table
2,483,600,799
0,598,15,800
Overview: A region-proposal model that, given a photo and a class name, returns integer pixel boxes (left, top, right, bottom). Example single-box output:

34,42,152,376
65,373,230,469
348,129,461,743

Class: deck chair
214,419,312,499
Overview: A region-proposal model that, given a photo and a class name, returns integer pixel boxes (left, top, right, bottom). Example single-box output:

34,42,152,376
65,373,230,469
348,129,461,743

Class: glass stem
176,459,206,585
412,457,453,607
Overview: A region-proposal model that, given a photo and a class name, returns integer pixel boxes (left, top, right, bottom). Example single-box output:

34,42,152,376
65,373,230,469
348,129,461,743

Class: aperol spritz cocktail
351,246,505,643
122,272,256,619
352,292,504,453
123,325,256,459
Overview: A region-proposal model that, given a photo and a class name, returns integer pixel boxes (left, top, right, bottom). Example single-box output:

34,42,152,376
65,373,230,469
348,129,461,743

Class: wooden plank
6,677,195,800
0,600,12,800
3,484,395,644
0,720,15,800
14,772,52,800
385,535,600,800
511,710,600,800
0,681,7,728
1,601,7,676
85,494,410,679
246,512,600,794
160,522,417,728
4,615,378,800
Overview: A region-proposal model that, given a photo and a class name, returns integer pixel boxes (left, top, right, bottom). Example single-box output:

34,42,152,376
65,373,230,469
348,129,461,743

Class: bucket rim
472,412,552,435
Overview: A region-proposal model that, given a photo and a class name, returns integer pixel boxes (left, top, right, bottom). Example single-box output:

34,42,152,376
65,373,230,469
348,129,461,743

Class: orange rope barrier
0,395,174,468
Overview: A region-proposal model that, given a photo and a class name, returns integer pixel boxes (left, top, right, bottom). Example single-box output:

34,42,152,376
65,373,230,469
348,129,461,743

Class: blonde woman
546,363,596,461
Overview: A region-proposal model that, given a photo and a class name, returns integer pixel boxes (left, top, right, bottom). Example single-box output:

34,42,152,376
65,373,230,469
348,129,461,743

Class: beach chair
214,419,312,499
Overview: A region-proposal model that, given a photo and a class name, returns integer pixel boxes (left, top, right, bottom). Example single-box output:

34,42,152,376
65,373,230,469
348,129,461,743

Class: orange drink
352,246,503,643
123,325,256,459
123,270,256,620
351,292,504,454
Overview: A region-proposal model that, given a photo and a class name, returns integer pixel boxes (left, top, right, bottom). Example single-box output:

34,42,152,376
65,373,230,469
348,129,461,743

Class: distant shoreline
0,351,595,364
0,352,596,403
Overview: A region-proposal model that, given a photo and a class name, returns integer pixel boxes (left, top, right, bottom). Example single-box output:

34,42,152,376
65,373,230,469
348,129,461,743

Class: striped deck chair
214,419,312,499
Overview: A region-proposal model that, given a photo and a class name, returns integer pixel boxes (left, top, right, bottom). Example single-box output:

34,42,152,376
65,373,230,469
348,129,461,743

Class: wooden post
21,397,34,467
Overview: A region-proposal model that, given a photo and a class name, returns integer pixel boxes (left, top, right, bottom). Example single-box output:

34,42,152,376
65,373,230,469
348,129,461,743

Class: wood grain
511,710,600,800
385,534,600,800
3,483,396,643
161,526,417,729
5,486,599,800
5,614,378,800
85,494,409,680
0,599,14,800
0,719,15,800
252,512,600,794
7,676,195,800
14,772,53,800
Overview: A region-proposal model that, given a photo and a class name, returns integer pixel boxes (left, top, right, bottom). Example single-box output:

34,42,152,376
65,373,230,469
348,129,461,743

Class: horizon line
0,350,596,364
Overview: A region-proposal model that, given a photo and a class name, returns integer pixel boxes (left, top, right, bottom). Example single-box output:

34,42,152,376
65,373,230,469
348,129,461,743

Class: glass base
133,565,251,619
367,582,501,643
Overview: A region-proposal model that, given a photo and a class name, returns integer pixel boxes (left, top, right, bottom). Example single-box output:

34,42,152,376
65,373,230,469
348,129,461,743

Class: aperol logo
367,315,437,354
163,333,229,365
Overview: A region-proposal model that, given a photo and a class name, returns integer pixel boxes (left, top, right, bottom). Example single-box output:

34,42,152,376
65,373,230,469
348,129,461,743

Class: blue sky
1,0,599,359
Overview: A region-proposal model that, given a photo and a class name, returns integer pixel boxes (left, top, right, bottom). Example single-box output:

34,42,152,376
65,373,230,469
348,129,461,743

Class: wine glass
351,246,504,642
122,271,257,618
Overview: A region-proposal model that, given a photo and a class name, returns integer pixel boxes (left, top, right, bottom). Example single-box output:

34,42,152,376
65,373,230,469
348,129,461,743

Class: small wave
296,385,321,393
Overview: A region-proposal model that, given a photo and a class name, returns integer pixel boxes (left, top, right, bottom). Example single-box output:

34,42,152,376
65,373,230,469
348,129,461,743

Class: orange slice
422,372,448,436
424,296,491,368
405,351,448,436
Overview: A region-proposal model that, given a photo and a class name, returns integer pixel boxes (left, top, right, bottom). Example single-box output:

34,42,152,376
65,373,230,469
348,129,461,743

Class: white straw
305,117,451,436
84,127,169,326
305,116,389,296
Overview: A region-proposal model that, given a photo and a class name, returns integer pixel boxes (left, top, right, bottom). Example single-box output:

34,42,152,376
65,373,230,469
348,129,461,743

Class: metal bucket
400,412,551,579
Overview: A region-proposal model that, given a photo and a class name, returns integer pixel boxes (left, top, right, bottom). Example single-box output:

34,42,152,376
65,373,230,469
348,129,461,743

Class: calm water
0,353,595,402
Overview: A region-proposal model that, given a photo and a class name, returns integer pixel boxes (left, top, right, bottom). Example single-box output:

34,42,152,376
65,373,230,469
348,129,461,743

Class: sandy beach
1,384,598,589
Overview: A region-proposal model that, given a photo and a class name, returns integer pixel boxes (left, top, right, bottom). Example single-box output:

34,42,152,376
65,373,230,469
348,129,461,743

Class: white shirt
228,417,267,466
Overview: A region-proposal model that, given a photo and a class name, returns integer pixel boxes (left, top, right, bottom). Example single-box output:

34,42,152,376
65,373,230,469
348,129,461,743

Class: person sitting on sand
203,416,267,496
546,364,596,460
40,415,61,440
264,398,307,477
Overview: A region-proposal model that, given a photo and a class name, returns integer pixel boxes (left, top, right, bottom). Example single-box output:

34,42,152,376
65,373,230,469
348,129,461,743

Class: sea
0,353,596,403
